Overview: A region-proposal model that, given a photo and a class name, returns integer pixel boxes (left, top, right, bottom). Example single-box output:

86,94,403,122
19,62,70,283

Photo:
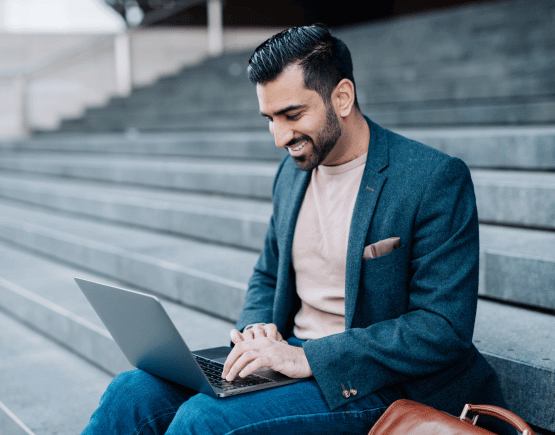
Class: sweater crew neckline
318,152,368,175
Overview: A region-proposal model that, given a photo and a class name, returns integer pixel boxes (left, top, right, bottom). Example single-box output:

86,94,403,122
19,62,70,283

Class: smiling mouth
289,140,307,152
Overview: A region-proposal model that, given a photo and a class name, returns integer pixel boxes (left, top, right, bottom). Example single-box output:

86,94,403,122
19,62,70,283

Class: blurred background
0,1,554,434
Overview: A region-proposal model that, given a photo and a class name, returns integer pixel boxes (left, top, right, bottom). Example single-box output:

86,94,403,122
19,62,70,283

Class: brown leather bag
368,399,535,435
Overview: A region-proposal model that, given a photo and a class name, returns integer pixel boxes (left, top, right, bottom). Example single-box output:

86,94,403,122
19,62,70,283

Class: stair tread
0,310,112,435
0,199,258,286
0,241,234,351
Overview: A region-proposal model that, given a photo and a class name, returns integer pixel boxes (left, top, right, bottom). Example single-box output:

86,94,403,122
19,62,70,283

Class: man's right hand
230,323,285,344
224,324,312,381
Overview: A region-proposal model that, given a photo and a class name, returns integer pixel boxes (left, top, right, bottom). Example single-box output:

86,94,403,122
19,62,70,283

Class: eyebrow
260,104,306,118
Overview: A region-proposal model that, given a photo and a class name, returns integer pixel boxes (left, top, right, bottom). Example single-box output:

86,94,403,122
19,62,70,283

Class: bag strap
460,404,535,435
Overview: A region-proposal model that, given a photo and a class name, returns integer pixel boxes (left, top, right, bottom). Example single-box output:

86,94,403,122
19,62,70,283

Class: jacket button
350,388,358,396
342,389,351,399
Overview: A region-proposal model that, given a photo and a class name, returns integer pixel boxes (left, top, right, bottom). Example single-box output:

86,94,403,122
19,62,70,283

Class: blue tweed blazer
237,118,504,413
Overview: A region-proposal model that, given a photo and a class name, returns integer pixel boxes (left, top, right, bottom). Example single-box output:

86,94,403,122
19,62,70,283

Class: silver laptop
75,278,308,397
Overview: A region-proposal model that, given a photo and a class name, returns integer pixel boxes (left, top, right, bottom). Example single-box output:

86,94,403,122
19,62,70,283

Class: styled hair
247,24,359,108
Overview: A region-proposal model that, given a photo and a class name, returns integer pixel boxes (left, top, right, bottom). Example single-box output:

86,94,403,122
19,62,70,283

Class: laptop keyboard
194,354,275,391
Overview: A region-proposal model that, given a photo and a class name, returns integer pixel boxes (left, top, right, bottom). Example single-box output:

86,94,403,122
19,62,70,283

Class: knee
101,369,151,404
168,394,232,435
101,369,183,412
83,370,186,435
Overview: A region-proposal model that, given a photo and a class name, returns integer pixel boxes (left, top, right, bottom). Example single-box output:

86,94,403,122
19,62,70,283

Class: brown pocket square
363,237,401,259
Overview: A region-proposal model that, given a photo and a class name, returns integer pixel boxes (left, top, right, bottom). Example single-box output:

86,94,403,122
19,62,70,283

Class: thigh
166,380,390,435
81,369,195,435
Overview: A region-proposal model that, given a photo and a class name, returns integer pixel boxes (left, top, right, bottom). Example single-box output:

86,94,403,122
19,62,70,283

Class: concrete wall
0,33,103,72
0,27,280,138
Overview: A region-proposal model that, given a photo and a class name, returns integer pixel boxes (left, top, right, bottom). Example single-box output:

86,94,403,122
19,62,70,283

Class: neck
323,109,370,167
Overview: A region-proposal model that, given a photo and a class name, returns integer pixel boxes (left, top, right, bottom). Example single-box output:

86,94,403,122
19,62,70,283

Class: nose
270,120,294,149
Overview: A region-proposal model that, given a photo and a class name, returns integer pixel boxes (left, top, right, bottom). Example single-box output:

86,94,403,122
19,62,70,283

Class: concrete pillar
207,0,223,56
15,75,29,138
114,32,132,97
0,76,28,139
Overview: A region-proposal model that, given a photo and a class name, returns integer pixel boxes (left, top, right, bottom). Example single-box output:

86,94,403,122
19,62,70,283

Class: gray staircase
1,128,554,433
0,400,34,435
0,309,112,435
0,243,234,375
1,1,554,433
44,0,555,134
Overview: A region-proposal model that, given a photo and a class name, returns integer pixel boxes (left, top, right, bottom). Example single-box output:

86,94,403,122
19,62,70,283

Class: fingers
240,323,283,342
230,329,244,344
242,323,268,340
223,324,292,382
222,339,262,381
222,338,312,381
263,323,283,342
225,347,269,381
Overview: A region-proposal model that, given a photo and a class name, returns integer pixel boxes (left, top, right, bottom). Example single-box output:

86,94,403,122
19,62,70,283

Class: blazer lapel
279,167,311,273
272,166,310,333
344,118,389,328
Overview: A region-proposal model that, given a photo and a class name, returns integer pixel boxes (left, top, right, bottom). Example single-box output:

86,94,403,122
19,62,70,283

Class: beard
290,103,342,172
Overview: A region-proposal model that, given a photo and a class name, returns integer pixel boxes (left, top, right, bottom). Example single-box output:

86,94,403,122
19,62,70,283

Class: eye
286,113,301,121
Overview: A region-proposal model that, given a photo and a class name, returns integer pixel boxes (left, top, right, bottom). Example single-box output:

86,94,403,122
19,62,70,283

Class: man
82,24,506,434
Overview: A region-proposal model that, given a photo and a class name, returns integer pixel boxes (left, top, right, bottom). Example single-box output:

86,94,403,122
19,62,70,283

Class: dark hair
247,24,359,108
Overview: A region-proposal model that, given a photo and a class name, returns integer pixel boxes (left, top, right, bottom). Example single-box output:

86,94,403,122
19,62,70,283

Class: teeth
291,141,307,152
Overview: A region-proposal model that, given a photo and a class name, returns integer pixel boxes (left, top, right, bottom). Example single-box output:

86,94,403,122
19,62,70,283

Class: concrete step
48,3,555,132
392,125,555,170
0,198,553,313
472,170,555,230
62,93,555,131
354,54,554,89
479,224,555,311
363,98,555,127
474,299,555,431
340,0,555,67
357,73,555,106
97,64,554,113
1,247,553,432
0,400,35,435
0,199,256,321
1,239,553,431
0,309,112,435
0,131,282,161
5,126,554,169
63,100,555,131
0,241,234,375
94,5,555,114
102,70,555,117
0,159,553,230
58,112,267,133
0,173,272,250
0,155,277,199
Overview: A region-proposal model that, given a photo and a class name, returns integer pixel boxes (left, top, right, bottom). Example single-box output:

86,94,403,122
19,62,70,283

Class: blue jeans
81,339,395,434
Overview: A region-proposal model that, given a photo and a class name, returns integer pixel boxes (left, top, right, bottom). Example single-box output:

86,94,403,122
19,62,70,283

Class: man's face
256,64,342,171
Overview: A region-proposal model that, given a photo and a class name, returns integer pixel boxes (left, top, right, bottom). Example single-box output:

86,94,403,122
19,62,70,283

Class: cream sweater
292,152,367,340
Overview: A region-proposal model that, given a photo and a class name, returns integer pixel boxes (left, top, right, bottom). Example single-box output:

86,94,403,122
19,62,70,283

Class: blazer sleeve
303,156,480,410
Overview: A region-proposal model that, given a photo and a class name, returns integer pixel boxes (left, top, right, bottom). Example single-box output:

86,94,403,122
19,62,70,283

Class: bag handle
460,404,535,435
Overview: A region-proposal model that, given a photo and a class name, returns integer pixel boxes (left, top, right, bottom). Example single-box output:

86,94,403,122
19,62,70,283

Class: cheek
296,117,318,138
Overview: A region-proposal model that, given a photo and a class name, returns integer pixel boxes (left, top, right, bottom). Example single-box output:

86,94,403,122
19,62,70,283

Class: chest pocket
355,244,409,326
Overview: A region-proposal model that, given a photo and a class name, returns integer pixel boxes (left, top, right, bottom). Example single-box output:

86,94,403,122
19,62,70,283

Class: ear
332,79,356,118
